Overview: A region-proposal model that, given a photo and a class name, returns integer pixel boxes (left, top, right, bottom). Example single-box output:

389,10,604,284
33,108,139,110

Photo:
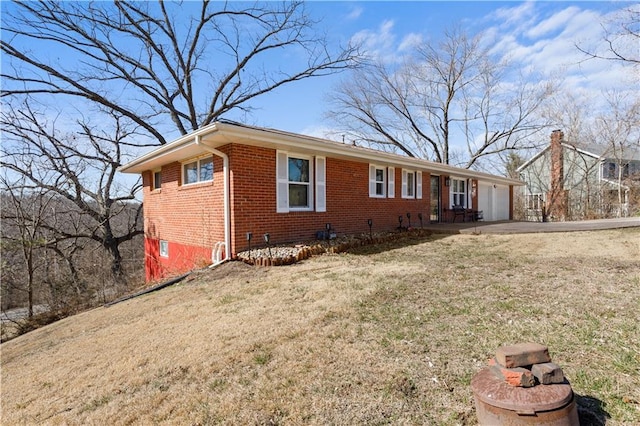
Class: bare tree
1,101,143,281
594,91,640,217
577,5,640,66
328,26,555,171
1,1,361,142
0,182,53,317
0,1,360,295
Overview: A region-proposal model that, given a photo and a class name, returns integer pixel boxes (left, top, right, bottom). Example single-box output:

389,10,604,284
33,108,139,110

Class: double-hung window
277,151,325,213
451,178,466,207
401,169,422,199
183,156,213,185
288,157,311,208
369,165,385,197
369,165,395,198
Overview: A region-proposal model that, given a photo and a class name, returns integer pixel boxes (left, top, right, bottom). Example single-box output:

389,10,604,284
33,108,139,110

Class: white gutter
121,121,521,187
215,122,523,186
118,122,221,173
196,134,231,263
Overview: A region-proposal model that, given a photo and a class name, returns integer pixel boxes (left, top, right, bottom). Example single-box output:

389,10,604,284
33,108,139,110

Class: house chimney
547,130,568,221
550,130,564,192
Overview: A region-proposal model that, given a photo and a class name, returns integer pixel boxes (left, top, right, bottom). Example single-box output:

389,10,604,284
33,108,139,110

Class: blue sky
232,1,636,139
2,1,636,148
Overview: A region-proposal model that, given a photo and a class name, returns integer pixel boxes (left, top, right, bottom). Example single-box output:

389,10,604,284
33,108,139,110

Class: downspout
195,135,231,265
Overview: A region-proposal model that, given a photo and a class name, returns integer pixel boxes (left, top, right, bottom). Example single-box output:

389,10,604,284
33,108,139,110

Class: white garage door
478,183,510,221
478,183,493,221
495,185,510,221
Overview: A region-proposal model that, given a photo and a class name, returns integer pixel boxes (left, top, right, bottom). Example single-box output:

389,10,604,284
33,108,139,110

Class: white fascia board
119,121,522,186
214,122,523,186
118,122,222,173
562,143,600,159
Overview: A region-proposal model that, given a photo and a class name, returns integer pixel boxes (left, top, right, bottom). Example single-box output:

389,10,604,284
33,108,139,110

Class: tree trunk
27,255,34,318
106,239,125,283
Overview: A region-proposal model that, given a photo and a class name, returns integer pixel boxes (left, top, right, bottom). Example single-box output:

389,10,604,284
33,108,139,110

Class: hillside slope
2,230,639,425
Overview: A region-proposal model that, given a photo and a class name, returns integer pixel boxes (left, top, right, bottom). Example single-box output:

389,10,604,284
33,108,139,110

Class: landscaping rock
496,342,551,368
236,229,433,266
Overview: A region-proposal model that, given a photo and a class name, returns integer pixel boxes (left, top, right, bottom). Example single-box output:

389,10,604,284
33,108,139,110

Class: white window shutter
315,157,326,212
387,167,395,198
401,169,408,198
276,151,289,213
369,164,376,197
416,171,423,199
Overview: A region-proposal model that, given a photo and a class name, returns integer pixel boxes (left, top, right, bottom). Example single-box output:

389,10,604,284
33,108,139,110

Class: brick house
517,130,640,222
120,121,522,281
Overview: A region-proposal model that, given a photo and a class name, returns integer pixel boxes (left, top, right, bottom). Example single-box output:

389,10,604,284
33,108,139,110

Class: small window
152,170,161,190
604,162,616,179
401,169,422,199
407,171,415,197
451,178,466,207
159,240,169,258
622,163,630,178
183,156,213,185
369,165,386,198
526,194,545,210
375,168,385,196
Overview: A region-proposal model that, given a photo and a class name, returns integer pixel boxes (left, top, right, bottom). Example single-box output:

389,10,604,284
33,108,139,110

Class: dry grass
1,229,639,425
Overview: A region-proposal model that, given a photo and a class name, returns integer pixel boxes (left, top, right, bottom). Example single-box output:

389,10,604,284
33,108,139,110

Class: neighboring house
119,121,522,281
517,130,640,222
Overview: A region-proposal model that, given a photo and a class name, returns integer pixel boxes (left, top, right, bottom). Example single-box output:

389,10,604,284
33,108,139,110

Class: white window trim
401,169,422,199
181,155,214,186
276,151,315,213
369,164,386,198
369,165,397,198
450,177,467,208
159,240,169,258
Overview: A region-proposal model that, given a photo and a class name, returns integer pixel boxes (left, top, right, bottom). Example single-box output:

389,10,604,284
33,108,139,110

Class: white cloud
398,33,423,52
350,20,400,63
485,2,636,98
490,1,537,32
346,6,363,21
348,21,423,64
526,6,581,39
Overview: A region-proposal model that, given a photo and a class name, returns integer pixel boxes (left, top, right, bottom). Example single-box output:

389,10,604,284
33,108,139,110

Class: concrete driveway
423,217,640,234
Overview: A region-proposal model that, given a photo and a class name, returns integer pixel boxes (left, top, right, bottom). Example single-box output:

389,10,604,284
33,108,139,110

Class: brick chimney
550,130,564,192
546,130,569,221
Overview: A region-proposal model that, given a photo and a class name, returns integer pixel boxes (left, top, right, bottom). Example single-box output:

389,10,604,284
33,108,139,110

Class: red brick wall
228,147,430,253
142,154,226,280
140,142,491,280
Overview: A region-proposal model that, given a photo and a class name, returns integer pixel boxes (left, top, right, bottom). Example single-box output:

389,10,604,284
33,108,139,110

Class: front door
430,175,440,222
